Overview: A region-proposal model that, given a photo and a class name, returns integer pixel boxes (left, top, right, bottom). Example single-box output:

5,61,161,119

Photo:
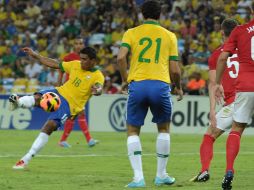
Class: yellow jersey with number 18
121,21,179,84
56,60,104,116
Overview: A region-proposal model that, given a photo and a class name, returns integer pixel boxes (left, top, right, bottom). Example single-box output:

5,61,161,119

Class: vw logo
109,98,127,131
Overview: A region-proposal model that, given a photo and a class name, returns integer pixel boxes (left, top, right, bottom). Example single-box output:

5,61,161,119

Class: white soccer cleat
13,160,26,170
8,94,19,111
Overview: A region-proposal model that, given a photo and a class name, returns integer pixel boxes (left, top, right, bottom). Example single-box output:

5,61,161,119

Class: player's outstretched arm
208,70,217,127
169,60,183,101
22,47,60,69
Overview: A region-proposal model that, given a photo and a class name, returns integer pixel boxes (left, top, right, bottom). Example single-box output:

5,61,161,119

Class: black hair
75,36,83,40
80,47,97,59
141,0,161,20
221,18,238,37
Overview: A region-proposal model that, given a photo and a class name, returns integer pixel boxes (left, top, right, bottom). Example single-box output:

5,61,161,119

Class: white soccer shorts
216,103,234,131
233,92,254,124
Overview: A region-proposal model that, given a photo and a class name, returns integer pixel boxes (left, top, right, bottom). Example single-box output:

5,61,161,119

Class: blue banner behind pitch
0,95,88,130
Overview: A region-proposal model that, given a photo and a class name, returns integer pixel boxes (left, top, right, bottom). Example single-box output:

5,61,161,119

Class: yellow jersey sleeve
169,33,179,61
59,61,77,73
94,71,105,86
121,29,132,52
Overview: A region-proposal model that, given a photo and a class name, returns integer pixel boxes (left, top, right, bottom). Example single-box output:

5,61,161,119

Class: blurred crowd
0,0,253,95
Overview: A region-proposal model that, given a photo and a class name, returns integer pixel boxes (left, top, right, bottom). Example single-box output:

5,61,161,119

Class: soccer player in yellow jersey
10,47,104,169
117,0,183,188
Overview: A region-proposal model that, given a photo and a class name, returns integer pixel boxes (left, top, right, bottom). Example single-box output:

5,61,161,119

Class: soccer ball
40,92,61,112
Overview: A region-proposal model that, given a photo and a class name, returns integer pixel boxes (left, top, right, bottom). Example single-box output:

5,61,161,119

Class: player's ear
221,30,225,37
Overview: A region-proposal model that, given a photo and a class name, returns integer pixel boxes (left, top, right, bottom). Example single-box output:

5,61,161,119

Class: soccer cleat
58,141,71,148
9,94,19,111
13,160,26,170
190,170,210,182
222,170,234,190
154,175,175,186
88,139,99,147
125,179,145,188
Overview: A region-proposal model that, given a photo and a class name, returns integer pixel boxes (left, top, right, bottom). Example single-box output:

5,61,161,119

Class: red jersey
209,45,239,105
223,19,254,92
63,52,80,82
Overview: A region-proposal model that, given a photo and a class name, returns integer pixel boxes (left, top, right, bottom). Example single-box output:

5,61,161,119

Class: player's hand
175,87,183,101
214,84,224,105
209,110,217,128
91,83,103,96
120,82,128,95
22,47,39,59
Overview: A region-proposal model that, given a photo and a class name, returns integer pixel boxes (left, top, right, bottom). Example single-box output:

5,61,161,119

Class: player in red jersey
215,3,254,190
190,18,239,183
58,37,98,148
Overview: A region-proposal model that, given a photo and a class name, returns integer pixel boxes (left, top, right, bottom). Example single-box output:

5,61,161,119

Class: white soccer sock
156,133,170,178
18,96,35,108
21,132,49,164
127,135,144,181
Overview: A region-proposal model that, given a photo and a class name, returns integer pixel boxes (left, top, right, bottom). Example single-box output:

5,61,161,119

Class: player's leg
125,81,148,188
9,93,42,110
192,104,234,182
77,112,98,147
13,120,58,169
58,118,74,148
126,125,145,188
222,92,254,190
13,89,71,169
149,81,175,186
222,121,245,190
154,122,175,186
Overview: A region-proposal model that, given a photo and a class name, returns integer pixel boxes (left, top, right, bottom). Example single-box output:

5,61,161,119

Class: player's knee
33,93,42,106
207,127,223,139
41,120,58,135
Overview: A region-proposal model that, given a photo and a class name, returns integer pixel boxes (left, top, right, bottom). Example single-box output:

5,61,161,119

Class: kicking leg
13,120,58,169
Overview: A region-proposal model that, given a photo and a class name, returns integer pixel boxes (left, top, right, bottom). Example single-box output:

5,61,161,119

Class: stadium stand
0,0,253,95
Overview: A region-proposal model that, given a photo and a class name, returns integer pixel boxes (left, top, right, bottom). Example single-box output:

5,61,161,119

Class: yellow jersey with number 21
121,20,179,84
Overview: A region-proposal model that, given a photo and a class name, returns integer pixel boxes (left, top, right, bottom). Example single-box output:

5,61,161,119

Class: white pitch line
0,151,254,158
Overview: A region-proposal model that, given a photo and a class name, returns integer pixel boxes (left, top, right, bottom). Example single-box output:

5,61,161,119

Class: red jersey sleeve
208,47,221,70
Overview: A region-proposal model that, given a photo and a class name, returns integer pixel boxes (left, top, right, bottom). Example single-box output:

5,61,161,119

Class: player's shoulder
91,66,104,75
212,45,223,55
63,52,80,61
234,19,254,33
63,60,80,67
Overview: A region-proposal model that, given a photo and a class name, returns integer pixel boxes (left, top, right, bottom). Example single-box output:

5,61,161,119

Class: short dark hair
141,0,161,20
80,47,97,59
221,18,238,37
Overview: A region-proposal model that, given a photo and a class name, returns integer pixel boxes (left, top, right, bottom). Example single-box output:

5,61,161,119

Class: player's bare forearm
208,70,216,112
37,55,60,69
170,73,181,89
208,82,216,112
169,60,182,89
117,47,129,83
118,59,128,83
216,52,229,84
22,47,60,69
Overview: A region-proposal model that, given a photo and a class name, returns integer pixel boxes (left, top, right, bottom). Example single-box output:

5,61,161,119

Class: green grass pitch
0,130,253,190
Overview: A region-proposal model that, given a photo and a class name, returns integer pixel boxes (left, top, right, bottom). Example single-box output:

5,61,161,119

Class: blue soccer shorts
126,80,172,127
38,88,71,128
